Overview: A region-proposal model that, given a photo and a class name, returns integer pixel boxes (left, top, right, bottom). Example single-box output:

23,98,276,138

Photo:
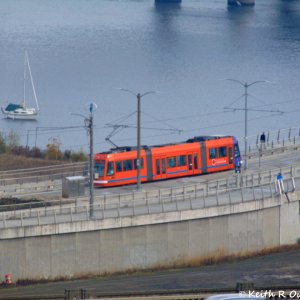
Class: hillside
0,154,64,171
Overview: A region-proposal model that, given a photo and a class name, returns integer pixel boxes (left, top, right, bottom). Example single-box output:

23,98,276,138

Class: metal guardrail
244,125,300,152
0,180,62,196
0,176,295,229
0,162,87,186
89,163,299,206
0,153,299,205
248,141,300,159
0,163,87,196
3,160,295,211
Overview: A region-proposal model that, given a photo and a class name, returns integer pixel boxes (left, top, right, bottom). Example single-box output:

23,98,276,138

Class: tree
46,137,62,160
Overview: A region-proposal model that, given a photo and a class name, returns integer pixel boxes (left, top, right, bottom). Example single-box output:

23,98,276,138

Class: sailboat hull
1,107,38,120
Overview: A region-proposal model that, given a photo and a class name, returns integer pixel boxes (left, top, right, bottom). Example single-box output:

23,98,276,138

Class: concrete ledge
228,0,255,6
1,192,295,240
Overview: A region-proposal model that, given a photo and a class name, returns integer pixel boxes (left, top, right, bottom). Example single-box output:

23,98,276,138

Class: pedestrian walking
260,132,266,143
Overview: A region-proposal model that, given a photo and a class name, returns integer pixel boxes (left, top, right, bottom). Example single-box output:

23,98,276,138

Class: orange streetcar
94,135,241,187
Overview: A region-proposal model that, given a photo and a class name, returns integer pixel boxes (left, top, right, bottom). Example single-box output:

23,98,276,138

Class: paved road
0,247,299,299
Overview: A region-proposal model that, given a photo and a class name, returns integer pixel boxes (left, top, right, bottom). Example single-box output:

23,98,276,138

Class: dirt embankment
0,154,64,171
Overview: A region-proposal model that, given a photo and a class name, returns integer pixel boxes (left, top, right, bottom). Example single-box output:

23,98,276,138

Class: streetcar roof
97,135,234,155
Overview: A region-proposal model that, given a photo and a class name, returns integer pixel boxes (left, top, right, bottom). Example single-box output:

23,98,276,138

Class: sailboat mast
26,51,39,111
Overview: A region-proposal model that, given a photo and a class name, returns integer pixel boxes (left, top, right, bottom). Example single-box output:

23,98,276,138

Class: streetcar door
155,157,167,180
188,153,198,174
188,155,193,171
194,153,199,171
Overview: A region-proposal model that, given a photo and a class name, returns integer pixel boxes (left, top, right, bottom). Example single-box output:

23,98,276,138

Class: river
0,0,299,152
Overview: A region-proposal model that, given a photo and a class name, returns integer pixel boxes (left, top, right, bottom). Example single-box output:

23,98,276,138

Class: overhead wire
223,94,245,109
248,97,300,110
132,110,233,125
141,111,182,133
15,97,300,150
105,111,136,126
61,109,300,151
183,113,283,133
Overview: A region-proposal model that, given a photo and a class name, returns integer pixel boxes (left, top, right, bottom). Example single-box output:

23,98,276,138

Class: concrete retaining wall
280,200,300,244
1,195,299,280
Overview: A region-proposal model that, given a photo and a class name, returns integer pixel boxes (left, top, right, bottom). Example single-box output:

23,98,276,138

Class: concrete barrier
0,189,299,280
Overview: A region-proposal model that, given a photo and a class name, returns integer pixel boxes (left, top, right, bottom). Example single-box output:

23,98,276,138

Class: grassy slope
0,154,63,171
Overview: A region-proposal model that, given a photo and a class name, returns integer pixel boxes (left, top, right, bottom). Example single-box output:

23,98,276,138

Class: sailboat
1,51,40,120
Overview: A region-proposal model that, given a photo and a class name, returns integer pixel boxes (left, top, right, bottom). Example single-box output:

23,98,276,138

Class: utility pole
120,89,156,191
71,102,97,218
88,103,95,218
137,93,141,191
244,83,249,170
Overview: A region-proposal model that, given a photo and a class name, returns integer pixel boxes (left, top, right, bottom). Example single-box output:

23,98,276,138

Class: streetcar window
94,161,105,177
124,160,133,171
219,147,227,158
116,161,122,172
177,155,186,167
162,158,166,174
167,157,176,168
107,162,115,176
134,158,144,169
156,159,160,175
209,148,217,159
234,144,240,157
229,147,233,164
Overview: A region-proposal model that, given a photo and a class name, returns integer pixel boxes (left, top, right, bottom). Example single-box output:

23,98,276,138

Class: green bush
0,130,87,162
70,150,88,162
0,132,6,154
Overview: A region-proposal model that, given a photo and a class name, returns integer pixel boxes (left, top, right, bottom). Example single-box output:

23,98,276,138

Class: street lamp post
226,79,267,170
120,89,156,191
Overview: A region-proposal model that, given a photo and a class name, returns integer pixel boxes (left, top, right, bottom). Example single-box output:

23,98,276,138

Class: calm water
0,0,299,152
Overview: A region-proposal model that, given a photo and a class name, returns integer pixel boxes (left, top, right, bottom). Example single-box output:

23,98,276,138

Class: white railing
89,163,300,205
0,176,296,229
0,180,62,196
246,125,300,153
0,157,299,208
0,162,87,186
